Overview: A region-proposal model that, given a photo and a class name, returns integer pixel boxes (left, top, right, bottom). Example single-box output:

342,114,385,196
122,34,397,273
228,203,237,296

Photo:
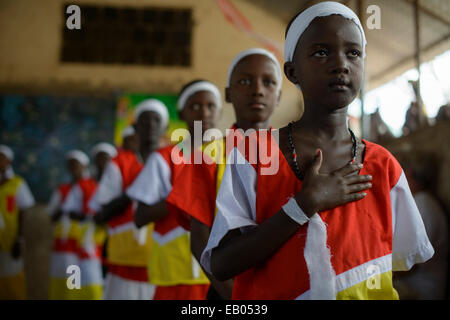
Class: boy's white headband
122,125,135,138
91,142,117,158
0,145,14,161
284,1,367,63
65,150,90,166
134,99,169,129
227,48,282,90
177,81,222,111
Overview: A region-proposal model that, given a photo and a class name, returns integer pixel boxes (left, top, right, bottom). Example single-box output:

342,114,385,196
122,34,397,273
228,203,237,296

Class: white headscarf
65,150,90,166
227,48,282,91
134,99,169,129
122,125,136,138
284,1,367,63
177,81,222,111
90,142,117,158
0,145,14,162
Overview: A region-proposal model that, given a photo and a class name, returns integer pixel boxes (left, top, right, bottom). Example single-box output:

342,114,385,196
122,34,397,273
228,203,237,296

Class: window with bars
61,4,192,66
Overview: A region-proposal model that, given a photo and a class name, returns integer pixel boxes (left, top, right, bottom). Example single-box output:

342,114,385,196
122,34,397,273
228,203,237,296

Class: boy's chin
321,95,357,112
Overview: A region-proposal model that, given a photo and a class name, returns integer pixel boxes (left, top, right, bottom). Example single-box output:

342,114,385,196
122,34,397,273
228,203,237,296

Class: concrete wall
0,0,303,132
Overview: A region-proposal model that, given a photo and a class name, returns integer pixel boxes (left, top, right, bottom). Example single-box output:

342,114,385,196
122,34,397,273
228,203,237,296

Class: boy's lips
249,102,266,110
329,78,351,91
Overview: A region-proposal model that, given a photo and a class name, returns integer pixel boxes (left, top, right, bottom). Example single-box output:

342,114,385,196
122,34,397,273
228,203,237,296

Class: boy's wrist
282,197,310,225
294,191,316,218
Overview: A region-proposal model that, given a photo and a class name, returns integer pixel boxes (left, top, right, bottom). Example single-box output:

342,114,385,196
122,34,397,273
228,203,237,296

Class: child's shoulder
8,174,25,188
158,144,176,155
113,148,135,161
363,139,403,187
363,139,397,161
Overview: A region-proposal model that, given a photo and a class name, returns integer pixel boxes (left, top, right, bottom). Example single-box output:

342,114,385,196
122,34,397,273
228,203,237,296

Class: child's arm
127,152,172,227
191,217,233,299
89,161,125,224
134,199,168,228
208,150,372,281
390,171,435,272
93,193,131,224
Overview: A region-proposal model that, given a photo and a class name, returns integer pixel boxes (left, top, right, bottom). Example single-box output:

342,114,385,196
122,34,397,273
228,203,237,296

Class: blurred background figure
394,151,449,299
369,107,395,143
47,150,89,299
91,143,118,182
121,125,139,153
59,150,104,299
402,80,430,136
88,100,169,300
435,103,450,124
0,145,35,299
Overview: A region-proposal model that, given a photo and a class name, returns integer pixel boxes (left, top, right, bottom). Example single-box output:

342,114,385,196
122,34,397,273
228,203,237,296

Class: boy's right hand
295,149,372,217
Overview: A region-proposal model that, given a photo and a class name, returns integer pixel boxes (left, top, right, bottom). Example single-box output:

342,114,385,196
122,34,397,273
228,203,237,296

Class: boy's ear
284,62,299,85
225,87,231,103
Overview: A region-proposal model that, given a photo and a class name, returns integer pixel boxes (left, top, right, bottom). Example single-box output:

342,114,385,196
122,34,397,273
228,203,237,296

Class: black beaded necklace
287,122,357,180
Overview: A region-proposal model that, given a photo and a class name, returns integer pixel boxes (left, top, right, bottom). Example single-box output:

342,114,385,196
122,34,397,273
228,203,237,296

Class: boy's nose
200,105,211,119
251,79,264,96
330,52,349,74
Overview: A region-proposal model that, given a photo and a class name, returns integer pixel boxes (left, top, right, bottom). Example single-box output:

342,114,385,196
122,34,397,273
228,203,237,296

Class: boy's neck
139,143,159,162
235,119,271,132
297,101,350,139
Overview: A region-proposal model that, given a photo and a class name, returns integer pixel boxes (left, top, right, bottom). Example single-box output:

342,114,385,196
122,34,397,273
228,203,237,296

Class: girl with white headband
91,142,117,181
48,149,90,299
204,2,433,300
121,125,139,152
166,48,282,300
58,149,106,299
0,145,35,299
133,98,169,162
126,79,222,299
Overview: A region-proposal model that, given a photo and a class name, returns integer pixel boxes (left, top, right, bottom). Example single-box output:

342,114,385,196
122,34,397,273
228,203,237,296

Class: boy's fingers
346,183,372,193
333,162,363,177
345,174,372,185
342,192,367,204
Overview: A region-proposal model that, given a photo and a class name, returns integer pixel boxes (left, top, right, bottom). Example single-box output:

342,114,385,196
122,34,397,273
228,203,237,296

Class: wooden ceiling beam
370,32,450,83
401,0,450,28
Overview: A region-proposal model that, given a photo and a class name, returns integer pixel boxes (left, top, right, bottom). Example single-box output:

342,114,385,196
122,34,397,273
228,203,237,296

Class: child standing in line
47,150,89,299
126,80,222,300
202,2,434,300
165,48,282,300
88,100,168,300
0,145,35,300
60,144,116,300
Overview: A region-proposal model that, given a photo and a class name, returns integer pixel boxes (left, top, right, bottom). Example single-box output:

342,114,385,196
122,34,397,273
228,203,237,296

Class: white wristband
282,197,310,225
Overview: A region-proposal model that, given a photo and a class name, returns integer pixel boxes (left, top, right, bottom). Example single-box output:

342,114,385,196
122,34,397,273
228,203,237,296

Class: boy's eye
190,104,201,111
263,79,276,86
208,103,217,110
348,49,362,57
313,49,328,57
239,79,250,85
